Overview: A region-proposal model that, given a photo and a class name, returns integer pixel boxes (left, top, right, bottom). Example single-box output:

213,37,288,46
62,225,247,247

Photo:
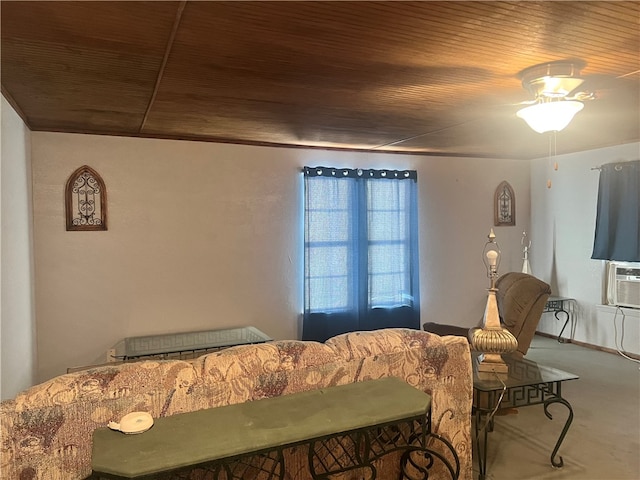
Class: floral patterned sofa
0,328,472,480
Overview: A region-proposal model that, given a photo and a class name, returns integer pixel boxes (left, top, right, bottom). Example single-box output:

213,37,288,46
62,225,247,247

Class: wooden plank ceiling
1,1,639,159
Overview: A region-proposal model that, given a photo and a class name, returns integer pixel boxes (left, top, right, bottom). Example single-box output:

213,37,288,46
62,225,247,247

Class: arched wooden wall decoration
65,165,107,231
494,180,515,226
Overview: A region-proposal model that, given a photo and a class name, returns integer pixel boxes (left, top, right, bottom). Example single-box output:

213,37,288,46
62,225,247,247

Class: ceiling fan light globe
516,100,584,134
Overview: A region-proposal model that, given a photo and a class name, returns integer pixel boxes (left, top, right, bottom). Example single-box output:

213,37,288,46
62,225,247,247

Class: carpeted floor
472,334,640,480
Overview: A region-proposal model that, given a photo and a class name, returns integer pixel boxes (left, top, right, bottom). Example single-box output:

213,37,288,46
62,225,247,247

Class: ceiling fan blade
565,91,596,101
499,99,537,107
574,72,635,94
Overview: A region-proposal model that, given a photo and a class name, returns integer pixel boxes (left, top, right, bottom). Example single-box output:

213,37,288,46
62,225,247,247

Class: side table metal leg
555,308,570,343
543,397,574,468
474,410,489,480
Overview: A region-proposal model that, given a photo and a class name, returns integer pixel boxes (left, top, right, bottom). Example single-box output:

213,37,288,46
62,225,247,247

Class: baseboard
535,331,640,361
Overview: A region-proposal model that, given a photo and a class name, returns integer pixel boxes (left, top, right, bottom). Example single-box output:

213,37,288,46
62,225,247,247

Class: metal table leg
474,409,489,480
554,305,571,343
544,297,575,343
473,380,575,479
543,396,574,468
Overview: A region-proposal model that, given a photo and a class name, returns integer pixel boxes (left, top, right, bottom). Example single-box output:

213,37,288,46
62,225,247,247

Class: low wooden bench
90,377,459,479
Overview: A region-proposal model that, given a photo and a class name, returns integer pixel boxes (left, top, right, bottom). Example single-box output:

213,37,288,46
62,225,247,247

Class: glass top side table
544,296,576,343
472,353,579,480
118,326,272,361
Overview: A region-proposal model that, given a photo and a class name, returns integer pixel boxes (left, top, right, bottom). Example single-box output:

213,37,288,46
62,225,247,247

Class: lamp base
476,353,509,380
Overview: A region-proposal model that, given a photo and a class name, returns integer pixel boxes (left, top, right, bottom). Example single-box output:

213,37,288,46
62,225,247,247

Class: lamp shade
517,100,584,134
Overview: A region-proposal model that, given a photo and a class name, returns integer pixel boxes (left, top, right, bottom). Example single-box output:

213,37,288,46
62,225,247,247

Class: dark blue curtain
591,160,640,262
302,167,420,342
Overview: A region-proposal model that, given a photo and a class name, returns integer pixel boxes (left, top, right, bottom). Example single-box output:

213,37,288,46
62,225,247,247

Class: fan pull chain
547,132,558,189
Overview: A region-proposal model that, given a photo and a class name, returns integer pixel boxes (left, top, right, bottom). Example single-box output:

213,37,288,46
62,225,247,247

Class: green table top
92,377,431,478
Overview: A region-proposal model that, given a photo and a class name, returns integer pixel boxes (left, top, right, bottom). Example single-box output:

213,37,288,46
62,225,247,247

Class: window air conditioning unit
607,261,640,309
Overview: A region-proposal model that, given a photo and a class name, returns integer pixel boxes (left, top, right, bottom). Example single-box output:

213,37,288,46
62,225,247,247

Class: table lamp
469,229,518,377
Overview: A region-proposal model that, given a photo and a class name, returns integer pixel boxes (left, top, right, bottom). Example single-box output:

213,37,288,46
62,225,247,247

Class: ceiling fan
514,59,595,133
517,59,596,104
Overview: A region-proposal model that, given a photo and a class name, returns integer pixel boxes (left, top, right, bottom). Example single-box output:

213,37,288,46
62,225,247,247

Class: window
303,166,420,342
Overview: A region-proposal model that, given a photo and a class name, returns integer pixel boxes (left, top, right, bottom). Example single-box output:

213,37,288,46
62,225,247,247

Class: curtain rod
592,161,637,171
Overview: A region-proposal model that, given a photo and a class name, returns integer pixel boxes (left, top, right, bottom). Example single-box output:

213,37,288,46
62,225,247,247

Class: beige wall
30,132,532,382
1,97,36,400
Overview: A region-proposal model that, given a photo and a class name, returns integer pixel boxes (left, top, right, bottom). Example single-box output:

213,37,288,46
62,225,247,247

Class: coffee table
472,354,578,480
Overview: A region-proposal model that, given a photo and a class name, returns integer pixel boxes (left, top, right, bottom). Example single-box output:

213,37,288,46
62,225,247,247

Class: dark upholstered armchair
424,272,552,357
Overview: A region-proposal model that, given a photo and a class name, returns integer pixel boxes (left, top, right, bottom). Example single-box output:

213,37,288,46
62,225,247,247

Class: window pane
307,245,348,278
369,272,410,307
369,211,407,241
307,210,350,242
307,277,349,310
306,245,350,310
369,243,410,307
307,177,353,208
